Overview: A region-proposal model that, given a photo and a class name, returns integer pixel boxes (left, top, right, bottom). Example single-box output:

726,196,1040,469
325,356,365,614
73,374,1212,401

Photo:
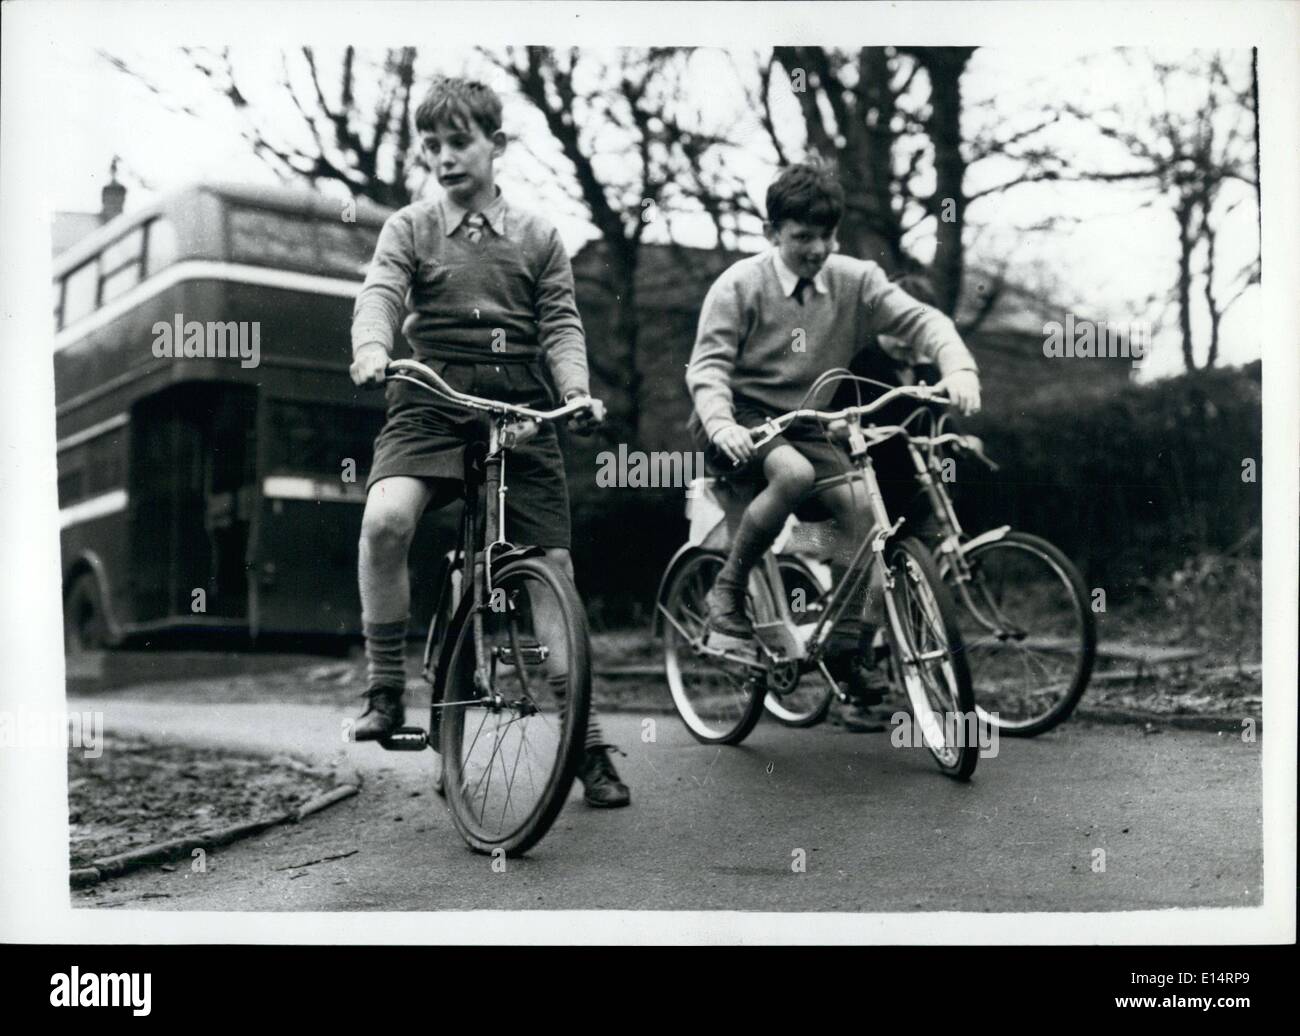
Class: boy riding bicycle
348,76,629,808
685,161,982,706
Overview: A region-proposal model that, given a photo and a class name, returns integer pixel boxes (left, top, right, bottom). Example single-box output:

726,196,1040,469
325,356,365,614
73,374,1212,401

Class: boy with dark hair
686,160,981,676
348,76,629,807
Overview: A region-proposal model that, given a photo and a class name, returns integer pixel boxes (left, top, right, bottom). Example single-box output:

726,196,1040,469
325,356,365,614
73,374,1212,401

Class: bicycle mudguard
652,543,712,638
960,524,1012,553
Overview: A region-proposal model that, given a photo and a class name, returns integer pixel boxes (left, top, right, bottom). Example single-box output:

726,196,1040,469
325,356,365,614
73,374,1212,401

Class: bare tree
486,46,757,441
1063,52,1259,370
768,47,911,270
764,47,1066,323
102,46,419,207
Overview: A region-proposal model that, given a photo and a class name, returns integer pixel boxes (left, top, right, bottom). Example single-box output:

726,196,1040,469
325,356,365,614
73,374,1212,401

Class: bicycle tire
437,556,591,856
950,531,1097,737
884,536,978,781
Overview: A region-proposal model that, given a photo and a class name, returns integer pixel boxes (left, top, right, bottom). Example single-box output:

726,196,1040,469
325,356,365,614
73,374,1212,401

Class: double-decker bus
54,181,450,649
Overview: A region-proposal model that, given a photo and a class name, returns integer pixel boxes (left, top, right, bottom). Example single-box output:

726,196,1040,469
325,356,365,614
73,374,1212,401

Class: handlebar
748,383,952,449
382,359,600,424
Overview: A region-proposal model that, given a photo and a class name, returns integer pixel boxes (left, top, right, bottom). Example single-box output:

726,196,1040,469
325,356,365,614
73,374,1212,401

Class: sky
43,43,1261,381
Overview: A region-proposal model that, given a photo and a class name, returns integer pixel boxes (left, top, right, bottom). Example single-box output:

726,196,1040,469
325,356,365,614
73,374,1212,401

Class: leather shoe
352,685,405,741
579,746,631,808
704,582,753,639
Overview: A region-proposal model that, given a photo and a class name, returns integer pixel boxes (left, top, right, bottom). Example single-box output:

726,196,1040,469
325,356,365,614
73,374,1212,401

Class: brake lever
960,435,1000,471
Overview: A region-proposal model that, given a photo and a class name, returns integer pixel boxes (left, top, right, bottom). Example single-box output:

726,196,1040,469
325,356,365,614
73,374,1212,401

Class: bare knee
543,548,575,582
765,452,816,503
360,503,419,563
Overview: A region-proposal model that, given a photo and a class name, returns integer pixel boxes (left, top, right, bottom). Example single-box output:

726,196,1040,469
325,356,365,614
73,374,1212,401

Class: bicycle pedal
492,642,549,667
379,727,429,751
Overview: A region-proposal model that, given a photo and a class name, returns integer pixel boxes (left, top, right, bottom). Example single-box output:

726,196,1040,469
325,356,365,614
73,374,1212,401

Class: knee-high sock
547,673,608,752
363,618,408,692
716,509,785,592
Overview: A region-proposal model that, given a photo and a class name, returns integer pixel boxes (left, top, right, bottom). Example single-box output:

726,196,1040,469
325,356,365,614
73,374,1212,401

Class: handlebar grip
356,362,392,390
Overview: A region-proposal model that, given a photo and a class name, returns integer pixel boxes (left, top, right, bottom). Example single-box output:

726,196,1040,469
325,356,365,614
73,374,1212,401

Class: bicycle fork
906,441,1024,638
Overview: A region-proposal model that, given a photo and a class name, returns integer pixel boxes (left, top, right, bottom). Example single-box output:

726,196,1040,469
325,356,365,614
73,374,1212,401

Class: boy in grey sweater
349,77,628,807
686,162,981,653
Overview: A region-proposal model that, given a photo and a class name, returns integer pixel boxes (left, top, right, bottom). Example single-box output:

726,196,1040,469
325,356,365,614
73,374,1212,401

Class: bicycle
655,383,980,781
766,400,1097,737
904,421,1097,736
375,358,600,856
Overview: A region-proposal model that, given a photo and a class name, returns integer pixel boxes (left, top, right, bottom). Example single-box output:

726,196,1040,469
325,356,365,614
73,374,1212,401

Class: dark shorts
693,396,857,486
692,395,934,529
368,359,571,550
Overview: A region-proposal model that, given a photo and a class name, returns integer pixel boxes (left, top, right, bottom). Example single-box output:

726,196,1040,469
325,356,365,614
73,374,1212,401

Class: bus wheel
64,573,110,654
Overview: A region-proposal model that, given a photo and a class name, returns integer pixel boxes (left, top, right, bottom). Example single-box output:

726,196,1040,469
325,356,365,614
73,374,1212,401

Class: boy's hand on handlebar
564,391,605,435
350,343,390,388
711,423,756,467
937,370,981,416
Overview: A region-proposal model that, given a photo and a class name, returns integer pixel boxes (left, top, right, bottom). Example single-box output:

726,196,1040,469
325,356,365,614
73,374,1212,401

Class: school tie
794,276,813,305
464,212,489,244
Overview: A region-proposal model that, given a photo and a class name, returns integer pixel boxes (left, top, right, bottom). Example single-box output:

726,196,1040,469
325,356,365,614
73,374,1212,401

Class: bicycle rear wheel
661,550,767,745
439,556,590,856
948,531,1096,737
884,537,978,781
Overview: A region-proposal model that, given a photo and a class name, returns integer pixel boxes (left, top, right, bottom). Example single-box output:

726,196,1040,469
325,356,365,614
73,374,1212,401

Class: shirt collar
771,249,828,299
440,187,508,238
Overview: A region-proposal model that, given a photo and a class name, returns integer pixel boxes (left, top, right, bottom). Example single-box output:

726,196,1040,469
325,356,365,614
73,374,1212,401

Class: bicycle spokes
955,537,1090,730
443,564,581,846
890,554,963,764
662,553,768,744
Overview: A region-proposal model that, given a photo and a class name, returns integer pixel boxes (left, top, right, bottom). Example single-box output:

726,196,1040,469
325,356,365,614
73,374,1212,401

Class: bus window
265,399,382,476
228,206,318,269
100,227,143,272
62,260,99,328
85,432,125,497
318,221,380,277
99,227,145,304
145,217,178,278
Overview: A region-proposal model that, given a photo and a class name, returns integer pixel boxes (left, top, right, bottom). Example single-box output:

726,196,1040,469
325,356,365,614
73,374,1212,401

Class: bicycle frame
388,359,593,712
661,409,935,693
657,382,968,684
756,434,902,666
901,432,1021,638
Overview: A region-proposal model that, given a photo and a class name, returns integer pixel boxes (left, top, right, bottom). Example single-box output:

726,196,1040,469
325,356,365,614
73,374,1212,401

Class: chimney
100,156,126,224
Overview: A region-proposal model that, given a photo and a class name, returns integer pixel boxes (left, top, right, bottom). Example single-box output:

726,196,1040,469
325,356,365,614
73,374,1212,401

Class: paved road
73,701,1262,913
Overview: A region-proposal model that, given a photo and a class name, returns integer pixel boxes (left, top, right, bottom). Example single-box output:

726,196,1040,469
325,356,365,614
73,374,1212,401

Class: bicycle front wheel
884,537,978,781
439,556,590,857
948,531,1096,737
